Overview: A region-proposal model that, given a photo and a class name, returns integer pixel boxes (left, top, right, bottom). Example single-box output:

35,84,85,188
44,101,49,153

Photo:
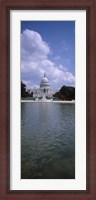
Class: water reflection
21,103,75,179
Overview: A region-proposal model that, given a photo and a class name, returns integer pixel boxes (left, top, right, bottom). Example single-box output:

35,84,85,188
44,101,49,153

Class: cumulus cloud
21,29,75,89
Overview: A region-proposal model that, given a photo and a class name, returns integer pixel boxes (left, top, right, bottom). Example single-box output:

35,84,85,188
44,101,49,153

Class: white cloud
62,40,71,51
54,55,61,60
21,29,75,89
21,29,50,61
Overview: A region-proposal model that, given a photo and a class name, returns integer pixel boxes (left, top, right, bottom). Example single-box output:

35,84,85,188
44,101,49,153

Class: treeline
21,81,75,100
53,85,75,100
21,81,33,98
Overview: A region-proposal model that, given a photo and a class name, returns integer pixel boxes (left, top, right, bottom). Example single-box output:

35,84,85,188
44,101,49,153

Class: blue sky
21,21,75,90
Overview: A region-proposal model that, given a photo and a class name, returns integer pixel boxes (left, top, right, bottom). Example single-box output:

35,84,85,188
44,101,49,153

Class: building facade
33,73,54,99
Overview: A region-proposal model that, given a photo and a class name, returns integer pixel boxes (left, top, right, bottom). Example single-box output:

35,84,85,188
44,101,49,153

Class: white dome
40,73,50,88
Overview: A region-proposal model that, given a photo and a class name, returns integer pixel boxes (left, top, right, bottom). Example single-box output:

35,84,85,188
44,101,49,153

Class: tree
21,81,33,98
21,81,26,97
53,85,75,100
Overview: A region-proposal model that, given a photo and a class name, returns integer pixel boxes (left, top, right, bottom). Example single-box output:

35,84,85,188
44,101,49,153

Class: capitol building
32,73,55,99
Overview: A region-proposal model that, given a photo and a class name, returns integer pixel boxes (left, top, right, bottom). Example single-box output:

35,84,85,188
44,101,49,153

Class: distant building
32,73,55,99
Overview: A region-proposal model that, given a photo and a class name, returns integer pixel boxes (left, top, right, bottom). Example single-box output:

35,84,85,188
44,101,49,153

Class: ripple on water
21,103,75,179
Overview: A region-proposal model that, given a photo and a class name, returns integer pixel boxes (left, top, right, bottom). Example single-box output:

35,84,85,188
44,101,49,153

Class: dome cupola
40,73,50,88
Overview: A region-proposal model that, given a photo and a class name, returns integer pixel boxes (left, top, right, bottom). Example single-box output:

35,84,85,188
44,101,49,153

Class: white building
33,73,54,99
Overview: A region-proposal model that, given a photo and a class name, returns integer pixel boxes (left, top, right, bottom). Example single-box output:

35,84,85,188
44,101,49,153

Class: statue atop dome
44,72,46,77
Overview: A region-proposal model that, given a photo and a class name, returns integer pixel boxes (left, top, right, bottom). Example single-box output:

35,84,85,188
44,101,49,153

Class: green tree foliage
21,81,33,98
53,85,75,100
